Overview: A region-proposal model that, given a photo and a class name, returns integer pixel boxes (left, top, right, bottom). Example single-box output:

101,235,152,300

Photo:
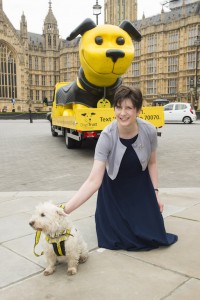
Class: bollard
29,108,33,123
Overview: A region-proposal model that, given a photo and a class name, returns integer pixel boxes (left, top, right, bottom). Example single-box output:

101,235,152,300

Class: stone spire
0,0,3,24
43,0,59,50
182,0,186,17
44,0,57,27
20,11,28,39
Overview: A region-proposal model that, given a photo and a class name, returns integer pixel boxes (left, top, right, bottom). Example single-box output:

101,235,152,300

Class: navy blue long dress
95,136,178,251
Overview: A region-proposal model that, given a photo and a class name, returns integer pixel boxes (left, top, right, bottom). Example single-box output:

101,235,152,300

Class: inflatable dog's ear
67,18,96,41
119,21,142,42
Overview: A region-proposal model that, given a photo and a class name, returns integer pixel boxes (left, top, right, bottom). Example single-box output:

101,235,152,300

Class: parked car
163,102,197,124
152,99,169,106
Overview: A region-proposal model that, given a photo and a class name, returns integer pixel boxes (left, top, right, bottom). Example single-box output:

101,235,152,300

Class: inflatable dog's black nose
106,50,125,63
29,221,35,227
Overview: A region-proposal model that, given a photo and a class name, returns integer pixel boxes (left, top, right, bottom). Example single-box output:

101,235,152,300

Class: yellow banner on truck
139,106,164,128
52,106,164,131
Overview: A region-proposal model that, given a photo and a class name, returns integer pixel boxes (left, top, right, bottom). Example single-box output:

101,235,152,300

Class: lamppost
189,78,195,105
194,35,200,109
27,87,33,123
93,0,102,25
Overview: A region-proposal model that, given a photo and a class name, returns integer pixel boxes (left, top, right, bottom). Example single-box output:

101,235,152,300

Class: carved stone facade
129,1,200,108
104,0,137,25
0,0,199,112
0,0,69,112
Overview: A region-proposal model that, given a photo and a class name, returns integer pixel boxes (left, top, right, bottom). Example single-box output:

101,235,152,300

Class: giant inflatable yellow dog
56,18,141,108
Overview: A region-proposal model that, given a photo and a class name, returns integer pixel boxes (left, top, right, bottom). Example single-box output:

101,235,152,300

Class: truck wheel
65,130,82,149
51,123,58,137
65,130,76,149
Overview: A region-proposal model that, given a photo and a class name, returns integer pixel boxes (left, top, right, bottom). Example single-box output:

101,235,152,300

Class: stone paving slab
122,216,200,279
161,188,200,207
0,246,43,289
164,278,200,300
75,216,98,250
173,203,200,221
3,234,47,268
0,191,97,220
0,189,200,299
0,212,33,243
0,249,187,300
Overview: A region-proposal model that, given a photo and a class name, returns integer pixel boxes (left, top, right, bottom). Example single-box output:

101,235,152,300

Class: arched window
48,34,52,48
0,42,17,99
53,36,56,49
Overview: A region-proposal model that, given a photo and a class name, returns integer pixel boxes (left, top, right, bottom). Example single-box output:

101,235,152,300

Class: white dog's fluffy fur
29,202,88,276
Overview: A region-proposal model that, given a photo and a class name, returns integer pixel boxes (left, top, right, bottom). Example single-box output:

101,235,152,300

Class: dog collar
78,67,122,97
45,229,74,242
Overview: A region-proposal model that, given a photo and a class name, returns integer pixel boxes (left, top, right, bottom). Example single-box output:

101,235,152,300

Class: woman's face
114,98,140,127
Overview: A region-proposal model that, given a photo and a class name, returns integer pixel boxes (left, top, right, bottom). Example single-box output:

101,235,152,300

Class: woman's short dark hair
113,85,143,111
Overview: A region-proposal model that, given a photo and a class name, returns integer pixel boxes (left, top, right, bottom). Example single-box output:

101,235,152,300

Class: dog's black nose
106,50,125,63
29,221,35,227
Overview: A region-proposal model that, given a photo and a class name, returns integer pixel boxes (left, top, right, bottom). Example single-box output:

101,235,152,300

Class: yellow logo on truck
97,99,111,108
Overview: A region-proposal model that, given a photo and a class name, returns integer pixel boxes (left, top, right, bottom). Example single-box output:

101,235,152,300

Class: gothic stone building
0,0,199,112
0,0,75,112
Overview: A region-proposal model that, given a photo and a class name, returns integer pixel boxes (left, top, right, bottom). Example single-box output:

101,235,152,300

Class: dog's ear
119,20,142,42
67,18,96,41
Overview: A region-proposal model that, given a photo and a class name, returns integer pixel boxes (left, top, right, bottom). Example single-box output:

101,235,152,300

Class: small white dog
29,202,88,276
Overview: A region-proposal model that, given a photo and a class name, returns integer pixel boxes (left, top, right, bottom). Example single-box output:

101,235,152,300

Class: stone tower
20,12,28,41
104,0,137,25
43,0,59,50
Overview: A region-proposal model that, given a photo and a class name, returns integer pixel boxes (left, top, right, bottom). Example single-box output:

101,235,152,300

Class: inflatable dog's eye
95,36,103,45
116,37,125,45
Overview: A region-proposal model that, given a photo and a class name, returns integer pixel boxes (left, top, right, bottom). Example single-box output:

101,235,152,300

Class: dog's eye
41,213,45,217
116,37,125,45
95,36,103,45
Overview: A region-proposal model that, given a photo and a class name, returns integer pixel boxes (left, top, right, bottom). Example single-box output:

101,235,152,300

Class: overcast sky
3,0,170,38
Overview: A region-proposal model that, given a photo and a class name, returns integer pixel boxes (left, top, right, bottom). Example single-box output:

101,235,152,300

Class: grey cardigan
94,118,157,180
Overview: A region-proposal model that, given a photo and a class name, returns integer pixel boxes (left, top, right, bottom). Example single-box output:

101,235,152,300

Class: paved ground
0,120,200,299
0,120,200,191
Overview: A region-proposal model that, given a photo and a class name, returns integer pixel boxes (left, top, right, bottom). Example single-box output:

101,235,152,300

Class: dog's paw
67,267,77,275
43,267,55,276
79,254,88,264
